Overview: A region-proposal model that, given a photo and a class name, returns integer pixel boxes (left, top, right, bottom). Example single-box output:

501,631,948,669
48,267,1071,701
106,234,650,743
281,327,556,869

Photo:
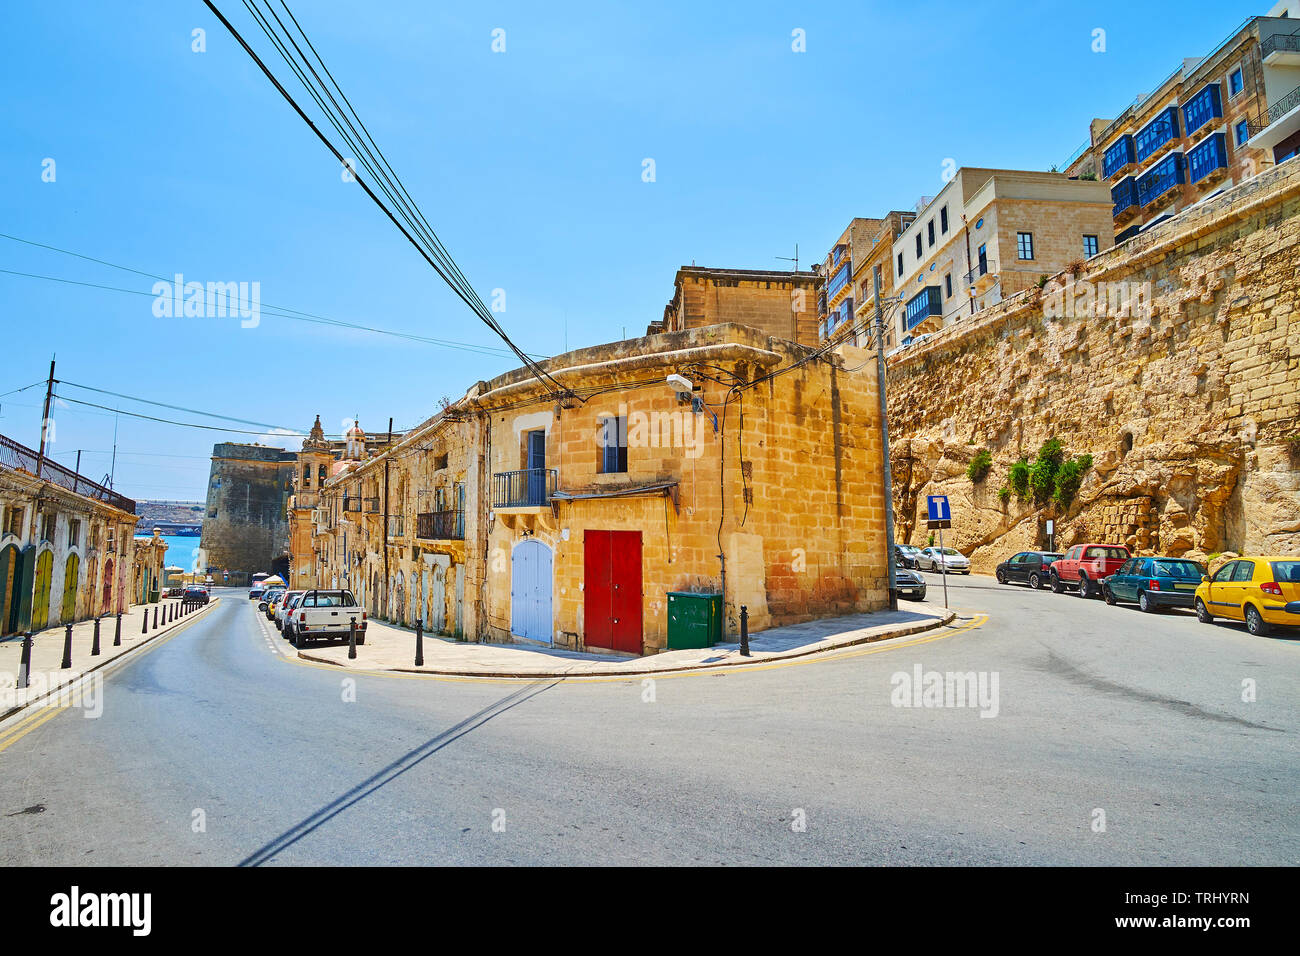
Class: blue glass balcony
1134,106,1181,163
1188,132,1228,184
1111,176,1140,217
904,286,942,330
1137,152,1185,207
826,262,850,300
1102,135,1136,178
1182,83,1223,138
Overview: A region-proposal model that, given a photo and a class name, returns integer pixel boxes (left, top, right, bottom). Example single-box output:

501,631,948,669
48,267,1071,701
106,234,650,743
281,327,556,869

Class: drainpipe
962,215,976,316
382,417,392,620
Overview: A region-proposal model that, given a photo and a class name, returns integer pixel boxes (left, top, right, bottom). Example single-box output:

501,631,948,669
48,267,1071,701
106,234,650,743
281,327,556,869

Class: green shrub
966,449,993,483
1053,454,1093,507
997,486,1011,505
1008,459,1031,499
927,531,935,548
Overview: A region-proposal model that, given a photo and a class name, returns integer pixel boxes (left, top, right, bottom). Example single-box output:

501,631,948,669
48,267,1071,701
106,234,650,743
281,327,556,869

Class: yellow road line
0,705,69,753
0,705,62,746
271,611,990,686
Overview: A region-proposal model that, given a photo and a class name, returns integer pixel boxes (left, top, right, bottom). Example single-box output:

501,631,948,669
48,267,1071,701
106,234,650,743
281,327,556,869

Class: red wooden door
583,530,642,653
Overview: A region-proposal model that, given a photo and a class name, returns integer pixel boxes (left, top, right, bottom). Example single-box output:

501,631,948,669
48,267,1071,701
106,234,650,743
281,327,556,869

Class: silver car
275,590,305,631
917,547,971,574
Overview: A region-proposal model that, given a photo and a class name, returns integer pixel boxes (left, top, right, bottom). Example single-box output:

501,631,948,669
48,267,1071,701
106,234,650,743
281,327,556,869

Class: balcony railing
493,468,556,508
416,510,465,540
1261,33,1300,60
363,496,381,513
0,434,136,514
964,257,995,285
1265,83,1300,127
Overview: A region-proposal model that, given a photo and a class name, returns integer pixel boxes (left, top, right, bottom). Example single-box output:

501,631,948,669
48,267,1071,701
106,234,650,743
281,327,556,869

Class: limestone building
815,211,917,351
1065,5,1300,239
1,431,154,635
650,266,821,347
890,168,1114,340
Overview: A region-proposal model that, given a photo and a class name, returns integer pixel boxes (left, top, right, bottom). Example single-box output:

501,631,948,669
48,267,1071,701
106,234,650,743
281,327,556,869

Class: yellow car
1194,556,1300,636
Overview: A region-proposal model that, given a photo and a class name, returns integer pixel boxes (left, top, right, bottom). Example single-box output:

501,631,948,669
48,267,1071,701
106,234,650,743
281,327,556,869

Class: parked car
182,585,209,605
260,587,287,620
1049,544,1130,598
281,592,306,641
894,566,927,600
291,589,367,646
249,585,266,600
916,547,970,574
895,544,924,569
164,585,184,598
995,551,1064,590
1194,555,1300,636
1103,556,1205,612
274,590,305,631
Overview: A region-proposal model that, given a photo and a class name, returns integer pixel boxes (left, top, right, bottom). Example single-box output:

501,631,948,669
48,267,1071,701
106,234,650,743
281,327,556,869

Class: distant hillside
136,500,205,525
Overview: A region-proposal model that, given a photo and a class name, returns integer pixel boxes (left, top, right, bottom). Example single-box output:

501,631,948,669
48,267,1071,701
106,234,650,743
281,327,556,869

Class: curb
294,608,960,679
0,598,221,723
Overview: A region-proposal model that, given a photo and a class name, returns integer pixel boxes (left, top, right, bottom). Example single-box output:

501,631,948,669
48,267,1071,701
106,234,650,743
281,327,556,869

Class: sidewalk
0,599,219,718
295,604,957,678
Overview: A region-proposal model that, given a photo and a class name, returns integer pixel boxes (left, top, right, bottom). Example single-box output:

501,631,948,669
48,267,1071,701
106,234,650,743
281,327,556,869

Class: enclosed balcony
1181,82,1223,138
904,285,943,331
416,510,465,541
1111,176,1140,222
1134,106,1181,164
1137,152,1186,207
1188,132,1228,187
1102,134,1137,179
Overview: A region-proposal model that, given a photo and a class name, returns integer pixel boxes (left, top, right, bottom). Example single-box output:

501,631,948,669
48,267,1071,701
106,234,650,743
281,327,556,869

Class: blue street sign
927,495,951,522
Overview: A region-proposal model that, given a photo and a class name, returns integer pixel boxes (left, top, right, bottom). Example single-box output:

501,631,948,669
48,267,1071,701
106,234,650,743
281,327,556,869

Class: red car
1050,543,1131,598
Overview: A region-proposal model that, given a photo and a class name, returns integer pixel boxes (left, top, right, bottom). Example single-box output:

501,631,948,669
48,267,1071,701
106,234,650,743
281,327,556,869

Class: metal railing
363,496,381,513
1261,32,1300,60
964,258,995,285
493,468,556,508
416,510,465,540
343,497,361,512
0,433,136,513
1266,83,1300,126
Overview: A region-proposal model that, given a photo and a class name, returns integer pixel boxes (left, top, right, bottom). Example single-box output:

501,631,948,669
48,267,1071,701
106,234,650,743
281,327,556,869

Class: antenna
775,242,799,273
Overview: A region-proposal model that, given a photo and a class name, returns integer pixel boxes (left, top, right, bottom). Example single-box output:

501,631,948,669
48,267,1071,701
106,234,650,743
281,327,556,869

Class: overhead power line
0,232,543,360
203,0,574,403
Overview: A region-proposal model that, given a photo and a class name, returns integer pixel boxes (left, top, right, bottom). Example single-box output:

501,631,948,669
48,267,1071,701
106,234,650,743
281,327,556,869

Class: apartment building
814,211,916,350
890,168,1114,340
1,432,146,635
1066,6,1300,239
650,266,820,347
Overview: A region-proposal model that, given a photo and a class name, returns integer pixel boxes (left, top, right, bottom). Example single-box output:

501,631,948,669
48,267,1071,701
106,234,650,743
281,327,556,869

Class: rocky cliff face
886,162,1300,573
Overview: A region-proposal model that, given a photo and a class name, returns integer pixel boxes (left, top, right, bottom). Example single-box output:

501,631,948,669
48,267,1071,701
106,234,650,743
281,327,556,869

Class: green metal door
32,549,53,631
61,553,80,622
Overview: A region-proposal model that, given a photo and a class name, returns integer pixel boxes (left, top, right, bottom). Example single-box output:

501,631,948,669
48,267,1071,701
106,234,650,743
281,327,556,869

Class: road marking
0,706,69,753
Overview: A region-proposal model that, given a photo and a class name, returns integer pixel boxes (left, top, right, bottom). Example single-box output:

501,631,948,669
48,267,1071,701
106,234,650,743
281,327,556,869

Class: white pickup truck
290,589,367,647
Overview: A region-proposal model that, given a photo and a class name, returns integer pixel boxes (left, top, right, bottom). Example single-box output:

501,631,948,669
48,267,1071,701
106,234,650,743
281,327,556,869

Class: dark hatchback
995,551,1064,590
1103,556,1205,612
182,585,210,605
893,566,927,601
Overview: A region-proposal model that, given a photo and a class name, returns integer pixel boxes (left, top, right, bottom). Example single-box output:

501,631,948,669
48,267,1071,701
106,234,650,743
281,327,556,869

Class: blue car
1103,556,1206,613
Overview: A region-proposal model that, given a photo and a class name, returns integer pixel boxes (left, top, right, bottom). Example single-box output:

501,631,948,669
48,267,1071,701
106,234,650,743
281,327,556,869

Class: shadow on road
237,679,559,866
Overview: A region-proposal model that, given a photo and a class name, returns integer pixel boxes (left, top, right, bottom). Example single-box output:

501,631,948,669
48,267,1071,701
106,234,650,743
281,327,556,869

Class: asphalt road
0,577,1295,866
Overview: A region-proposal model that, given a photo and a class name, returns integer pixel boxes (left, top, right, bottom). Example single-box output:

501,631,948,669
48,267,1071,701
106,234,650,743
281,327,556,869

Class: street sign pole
939,527,949,609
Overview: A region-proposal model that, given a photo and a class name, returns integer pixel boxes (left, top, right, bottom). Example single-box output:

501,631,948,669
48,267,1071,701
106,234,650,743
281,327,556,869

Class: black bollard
61,623,73,669
739,605,750,657
17,632,33,689
142,608,148,634
153,606,158,630
348,617,357,660
114,612,122,647
92,617,101,656
415,617,424,667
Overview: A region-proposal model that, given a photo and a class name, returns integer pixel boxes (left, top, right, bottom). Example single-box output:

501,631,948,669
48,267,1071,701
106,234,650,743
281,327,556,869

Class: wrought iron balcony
494,468,556,508
1265,83,1300,126
964,257,996,286
1261,33,1300,61
416,510,465,540
0,434,136,514
363,496,381,514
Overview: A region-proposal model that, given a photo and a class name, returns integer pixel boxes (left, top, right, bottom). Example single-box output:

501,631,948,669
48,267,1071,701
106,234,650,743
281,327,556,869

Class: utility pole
35,357,55,480
872,272,899,611
382,417,392,620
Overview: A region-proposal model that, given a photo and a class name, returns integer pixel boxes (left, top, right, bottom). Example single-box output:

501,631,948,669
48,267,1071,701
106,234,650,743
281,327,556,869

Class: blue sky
0,0,1260,499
